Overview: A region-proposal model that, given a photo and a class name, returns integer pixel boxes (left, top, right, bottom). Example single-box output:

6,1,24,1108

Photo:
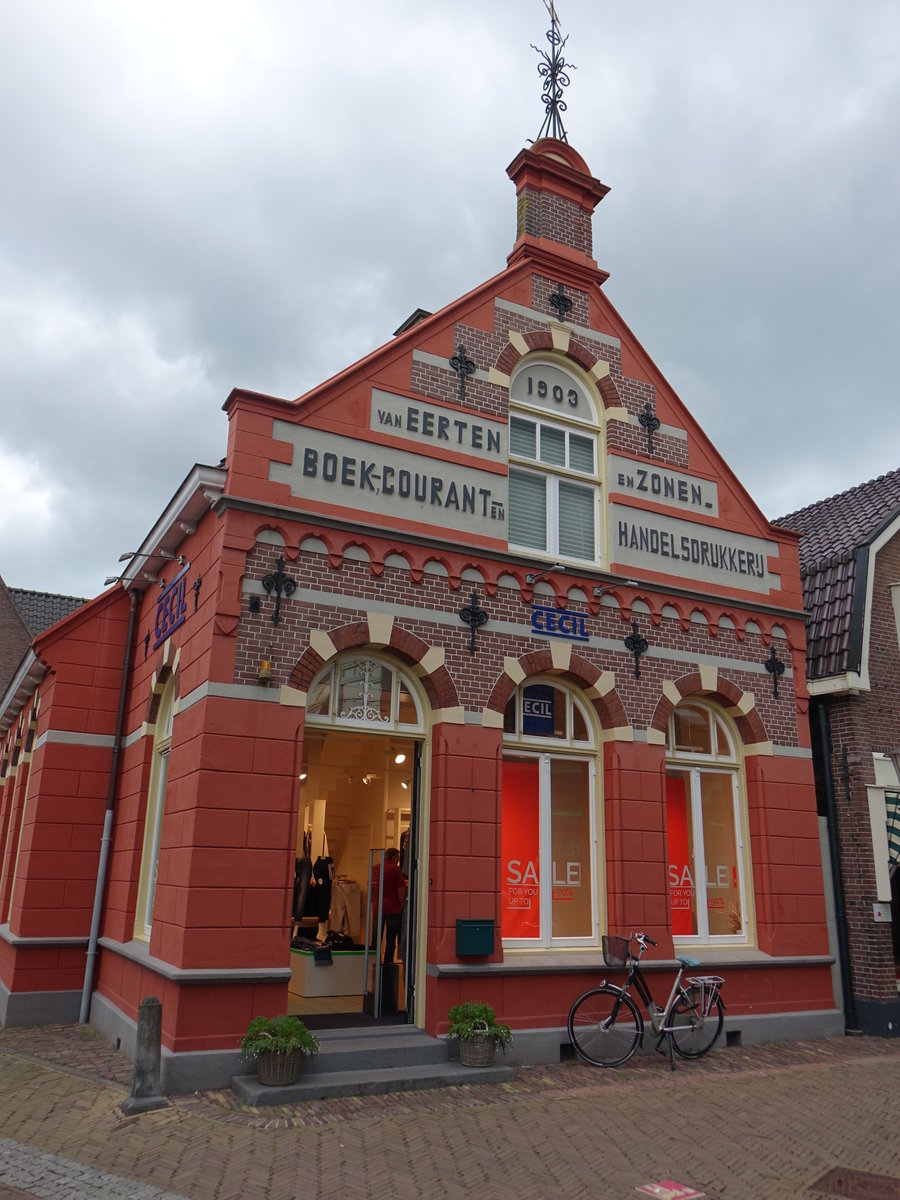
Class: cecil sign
531,605,589,642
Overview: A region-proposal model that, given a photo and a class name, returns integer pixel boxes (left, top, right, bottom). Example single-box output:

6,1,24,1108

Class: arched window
508,359,602,565
501,679,599,948
305,655,424,731
134,676,175,940
665,699,750,944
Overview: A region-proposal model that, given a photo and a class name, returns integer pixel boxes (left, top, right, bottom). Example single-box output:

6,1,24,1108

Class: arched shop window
501,679,599,948
306,656,424,731
507,358,602,565
665,699,750,944
134,676,175,941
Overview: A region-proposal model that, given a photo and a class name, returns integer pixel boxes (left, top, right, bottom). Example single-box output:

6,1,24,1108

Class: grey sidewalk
1,1024,899,1199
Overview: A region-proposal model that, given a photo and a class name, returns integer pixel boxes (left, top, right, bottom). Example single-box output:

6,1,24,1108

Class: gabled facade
776,469,900,1035
0,138,840,1087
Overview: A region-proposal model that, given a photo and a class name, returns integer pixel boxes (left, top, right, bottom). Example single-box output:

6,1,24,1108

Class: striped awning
887,790,900,869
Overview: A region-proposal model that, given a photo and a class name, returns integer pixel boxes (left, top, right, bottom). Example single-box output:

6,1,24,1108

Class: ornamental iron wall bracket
764,643,786,697
459,591,489,655
549,282,573,322
261,555,297,626
639,401,661,457
192,573,202,612
624,619,649,678
449,344,476,403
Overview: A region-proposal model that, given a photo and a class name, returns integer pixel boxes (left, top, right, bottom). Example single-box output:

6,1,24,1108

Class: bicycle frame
606,933,725,1062
623,960,683,1037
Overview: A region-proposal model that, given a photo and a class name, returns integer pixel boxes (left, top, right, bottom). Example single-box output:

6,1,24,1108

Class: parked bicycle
567,931,725,1070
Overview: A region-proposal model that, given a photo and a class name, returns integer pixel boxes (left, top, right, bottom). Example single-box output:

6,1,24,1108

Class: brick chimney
506,138,609,269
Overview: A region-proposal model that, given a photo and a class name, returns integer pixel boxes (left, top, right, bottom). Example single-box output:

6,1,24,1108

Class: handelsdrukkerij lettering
301,448,505,520
617,520,768,578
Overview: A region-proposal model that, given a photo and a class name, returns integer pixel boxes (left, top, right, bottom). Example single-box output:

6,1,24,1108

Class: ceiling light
394,752,406,764
401,781,408,790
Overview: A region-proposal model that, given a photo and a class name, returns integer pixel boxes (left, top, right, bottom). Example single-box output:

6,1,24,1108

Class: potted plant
447,1000,513,1068
240,1014,320,1086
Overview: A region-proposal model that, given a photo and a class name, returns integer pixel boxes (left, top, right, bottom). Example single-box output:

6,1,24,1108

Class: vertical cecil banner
501,758,540,939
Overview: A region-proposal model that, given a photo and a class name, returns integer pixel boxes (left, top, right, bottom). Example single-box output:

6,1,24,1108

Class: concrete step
232,1059,515,1105
304,1031,450,1075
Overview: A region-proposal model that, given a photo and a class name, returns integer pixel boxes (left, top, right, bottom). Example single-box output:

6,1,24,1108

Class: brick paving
1,1023,900,1198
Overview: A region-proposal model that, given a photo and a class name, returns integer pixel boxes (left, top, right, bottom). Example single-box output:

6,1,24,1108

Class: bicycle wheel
567,985,642,1067
669,986,724,1058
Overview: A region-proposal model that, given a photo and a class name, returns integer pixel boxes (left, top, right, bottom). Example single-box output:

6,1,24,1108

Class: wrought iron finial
532,1,575,143
449,344,476,403
459,591,489,655
639,401,661,458
764,644,786,698
624,619,649,679
261,555,297,626
549,282,573,322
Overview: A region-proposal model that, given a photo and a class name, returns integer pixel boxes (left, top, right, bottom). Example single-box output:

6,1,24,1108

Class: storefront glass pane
396,680,417,725
336,659,392,722
666,770,697,935
557,479,595,560
572,701,588,742
539,425,566,467
672,704,711,754
550,758,592,938
568,432,595,474
508,469,547,551
510,417,537,459
307,671,332,716
701,772,742,935
501,756,541,940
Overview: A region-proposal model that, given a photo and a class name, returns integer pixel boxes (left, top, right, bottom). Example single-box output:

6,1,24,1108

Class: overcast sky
2,1,898,599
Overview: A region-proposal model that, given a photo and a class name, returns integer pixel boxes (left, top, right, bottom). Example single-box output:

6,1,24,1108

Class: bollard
121,995,169,1114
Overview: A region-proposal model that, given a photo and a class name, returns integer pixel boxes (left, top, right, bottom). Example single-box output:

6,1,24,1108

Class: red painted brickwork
4,590,130,941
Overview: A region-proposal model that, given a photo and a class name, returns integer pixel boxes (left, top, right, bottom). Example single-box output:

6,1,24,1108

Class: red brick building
0,138,841,1087
776,470,900,1035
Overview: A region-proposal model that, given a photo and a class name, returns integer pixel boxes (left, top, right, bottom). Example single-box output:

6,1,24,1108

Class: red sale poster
665,773,695,936
501,758,541,939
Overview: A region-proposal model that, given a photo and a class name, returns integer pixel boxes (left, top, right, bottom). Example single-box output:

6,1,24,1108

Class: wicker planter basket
458,1030,497,1068
256,1049,305,1086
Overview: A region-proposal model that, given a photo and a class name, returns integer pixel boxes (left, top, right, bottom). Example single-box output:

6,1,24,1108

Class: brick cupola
506,138,609,271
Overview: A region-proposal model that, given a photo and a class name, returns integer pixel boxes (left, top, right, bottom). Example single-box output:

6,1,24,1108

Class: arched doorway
289,653,427,1027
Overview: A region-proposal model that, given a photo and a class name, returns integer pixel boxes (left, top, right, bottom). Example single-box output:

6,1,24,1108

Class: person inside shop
371,847,406,966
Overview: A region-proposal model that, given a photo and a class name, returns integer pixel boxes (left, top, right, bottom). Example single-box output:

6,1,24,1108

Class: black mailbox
456,918,495,957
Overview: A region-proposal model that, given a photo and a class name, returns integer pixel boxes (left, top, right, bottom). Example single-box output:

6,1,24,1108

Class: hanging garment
293,857,312,921
331,878,362,937
312,856,334,922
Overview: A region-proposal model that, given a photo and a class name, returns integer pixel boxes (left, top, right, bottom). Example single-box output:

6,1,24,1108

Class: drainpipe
816,702,857,1031
79,591,138,1024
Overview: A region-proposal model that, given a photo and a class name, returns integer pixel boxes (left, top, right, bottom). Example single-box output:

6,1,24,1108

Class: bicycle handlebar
632,931,658,948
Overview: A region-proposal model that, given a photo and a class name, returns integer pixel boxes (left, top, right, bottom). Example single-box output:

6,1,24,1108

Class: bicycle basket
602,934,630,967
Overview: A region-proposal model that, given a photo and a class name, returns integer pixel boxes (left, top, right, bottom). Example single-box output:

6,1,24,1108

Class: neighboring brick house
0,135,841,1089
0,578,32,699
775,470,900,1036
0,576,86,698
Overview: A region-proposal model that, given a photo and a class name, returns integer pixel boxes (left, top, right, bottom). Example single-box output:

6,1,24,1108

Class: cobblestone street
1,1026,899,1199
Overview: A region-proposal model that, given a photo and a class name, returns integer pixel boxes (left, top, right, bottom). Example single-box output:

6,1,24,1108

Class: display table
289,948,367,998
